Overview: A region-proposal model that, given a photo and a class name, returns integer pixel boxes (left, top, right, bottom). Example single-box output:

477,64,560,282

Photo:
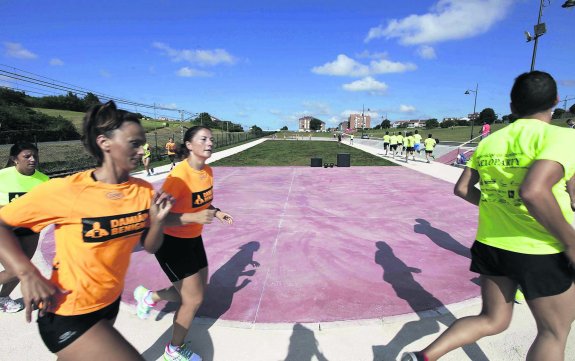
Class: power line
0,64,192,114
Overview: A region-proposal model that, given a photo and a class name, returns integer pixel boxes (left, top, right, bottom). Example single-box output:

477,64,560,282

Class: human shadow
141,241,261,361
414,219,470,260
283,323,329,361
371,241,488,361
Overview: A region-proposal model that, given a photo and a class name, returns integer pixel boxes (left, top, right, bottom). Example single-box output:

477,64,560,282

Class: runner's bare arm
520,160,575,262
454,167,481,206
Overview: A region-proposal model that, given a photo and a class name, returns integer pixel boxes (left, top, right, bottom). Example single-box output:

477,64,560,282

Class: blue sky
1,0,574,130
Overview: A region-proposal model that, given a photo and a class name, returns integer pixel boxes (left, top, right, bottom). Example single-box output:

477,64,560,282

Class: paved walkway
2,137,575,361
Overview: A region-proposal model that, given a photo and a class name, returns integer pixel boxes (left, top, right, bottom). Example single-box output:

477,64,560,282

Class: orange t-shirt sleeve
0,179,68,233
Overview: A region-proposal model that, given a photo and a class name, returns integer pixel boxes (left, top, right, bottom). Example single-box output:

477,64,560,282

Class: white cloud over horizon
312,54,416,77
417,45,437,59
176,67,212,77
399,104,417,113
342,77,389,94
50,58,64,66
365,0,514,45
153,42,237,66
3,42,37,59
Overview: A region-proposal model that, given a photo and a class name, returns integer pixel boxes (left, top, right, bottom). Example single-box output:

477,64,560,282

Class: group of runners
1,70,575,361
0,101,232,361
381,130,437,163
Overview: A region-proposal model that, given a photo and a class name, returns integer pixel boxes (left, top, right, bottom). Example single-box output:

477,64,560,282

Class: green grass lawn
210,140,396,166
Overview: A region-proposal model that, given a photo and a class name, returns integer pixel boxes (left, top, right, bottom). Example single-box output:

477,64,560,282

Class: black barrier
311,157,322,167
337,153,350,167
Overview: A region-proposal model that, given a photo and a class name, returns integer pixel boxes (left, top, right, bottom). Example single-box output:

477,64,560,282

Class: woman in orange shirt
0,101,174,360
134,126,233,361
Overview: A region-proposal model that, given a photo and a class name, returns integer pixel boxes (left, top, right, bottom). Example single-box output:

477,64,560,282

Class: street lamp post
465,83,479,141
526,0,575,71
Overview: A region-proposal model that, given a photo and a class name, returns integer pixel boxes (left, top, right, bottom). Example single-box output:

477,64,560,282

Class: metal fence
0,130,266,177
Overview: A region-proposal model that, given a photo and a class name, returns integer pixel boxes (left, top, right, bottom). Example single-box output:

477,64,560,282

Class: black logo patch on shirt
8,192,26,203
191,186,213,208
82,210,149,243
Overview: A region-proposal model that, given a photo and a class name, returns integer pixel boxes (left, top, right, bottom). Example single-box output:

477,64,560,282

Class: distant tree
380,119,391,129
425,119,439,129
440,119,454,129
373,124,381,130
309,118,322,131
457,119,469,126
479,108,496,124
398,122,408,128
504,113,520,123
552,108,566,119
280,125,288,131
569,103,575,115
0,88,29,106
83,92,100,108
250,125,263,135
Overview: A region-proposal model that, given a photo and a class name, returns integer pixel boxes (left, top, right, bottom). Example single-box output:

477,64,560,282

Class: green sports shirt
0,166,49,206
467,119,575,254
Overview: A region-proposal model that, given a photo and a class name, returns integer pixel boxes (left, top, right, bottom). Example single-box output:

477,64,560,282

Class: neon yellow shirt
396,134,403,144
467,119,575,254
142,144,151,159
0,167,49,206
414,133,422,144
424,138,436,151
383,135,390,143
407,136,415,147
390,135,397,145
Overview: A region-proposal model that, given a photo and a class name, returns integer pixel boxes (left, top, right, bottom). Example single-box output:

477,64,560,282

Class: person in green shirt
396,132,404,156
402,71,575,361
413,130,423,156
383,131,390,156
142,142,154,176
0,142,49,313
389,132,398,159
423,134,437,163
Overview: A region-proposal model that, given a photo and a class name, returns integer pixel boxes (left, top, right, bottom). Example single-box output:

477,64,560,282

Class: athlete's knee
478,310,512,334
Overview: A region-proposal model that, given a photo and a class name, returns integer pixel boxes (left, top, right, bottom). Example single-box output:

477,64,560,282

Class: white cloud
269,109,283,115
100,69,111,78
3,42,37,59
312,54,416,77
153,42,237,66
158,103,178,110
49,58,64,66
342,77,389,94
365,0,514,45
176,67,212,77
559,80,575,87
312,54,370,77
399,104,416,113
417,45,436,59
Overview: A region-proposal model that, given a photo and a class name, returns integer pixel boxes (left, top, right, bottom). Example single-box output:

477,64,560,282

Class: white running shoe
133,285,155,319
0,297,24,313
163,343,202,361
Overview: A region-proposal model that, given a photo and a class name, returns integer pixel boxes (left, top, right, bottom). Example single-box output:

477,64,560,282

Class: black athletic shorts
470,241,575,300
425,150,433,154
155,234,208,282
390,144,398,150
14,227,35,237
383,142,389,148
38,297,120,353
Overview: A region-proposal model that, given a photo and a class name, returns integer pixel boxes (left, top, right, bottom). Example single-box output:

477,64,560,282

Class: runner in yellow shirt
402,71,575,361
423,134,437,163
0,142,49,313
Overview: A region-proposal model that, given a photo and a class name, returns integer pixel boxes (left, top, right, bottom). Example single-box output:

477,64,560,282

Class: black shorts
425,150,433,154
390,144,398,150
14,227,35,237
38,297,120,353
470,241,574,300
383,142,389,148
155,234,208,282
168,154,175,162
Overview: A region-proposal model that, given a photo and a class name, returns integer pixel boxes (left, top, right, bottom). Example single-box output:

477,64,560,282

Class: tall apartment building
298,116,326,132
347,113,371,130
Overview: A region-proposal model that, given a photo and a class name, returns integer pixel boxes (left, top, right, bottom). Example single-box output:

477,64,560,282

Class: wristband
214,208,221,217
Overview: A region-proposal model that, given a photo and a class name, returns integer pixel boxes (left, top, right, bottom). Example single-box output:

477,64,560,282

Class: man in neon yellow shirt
403,71,575,361
423,134,436,163
413,130,423,156
383,131,390,156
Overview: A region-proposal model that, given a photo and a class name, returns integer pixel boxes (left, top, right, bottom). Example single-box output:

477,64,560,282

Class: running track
40,166,479,324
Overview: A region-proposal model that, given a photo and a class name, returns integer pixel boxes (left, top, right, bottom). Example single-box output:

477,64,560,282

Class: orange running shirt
165,141,176,155
0,170,153,316
162,161,213,238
